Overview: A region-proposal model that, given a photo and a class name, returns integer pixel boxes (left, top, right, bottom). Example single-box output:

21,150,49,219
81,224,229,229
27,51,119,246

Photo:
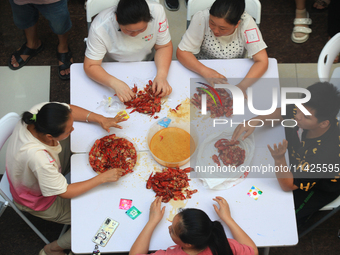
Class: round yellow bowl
147,118,198,168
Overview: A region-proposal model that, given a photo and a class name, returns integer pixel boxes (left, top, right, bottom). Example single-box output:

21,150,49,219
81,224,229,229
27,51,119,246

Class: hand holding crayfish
113,80,136,102
100,168,125,182
200,67,228,87
149,196,165,224
152,76,172,97
99,112,128,132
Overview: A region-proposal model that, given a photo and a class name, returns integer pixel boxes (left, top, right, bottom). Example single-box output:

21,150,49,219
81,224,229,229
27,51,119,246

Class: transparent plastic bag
97,95,125,115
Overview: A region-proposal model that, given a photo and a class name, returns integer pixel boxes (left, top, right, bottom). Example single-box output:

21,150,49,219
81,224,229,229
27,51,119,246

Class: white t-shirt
178,9,267,59
85,1,171,62
6,102,69,211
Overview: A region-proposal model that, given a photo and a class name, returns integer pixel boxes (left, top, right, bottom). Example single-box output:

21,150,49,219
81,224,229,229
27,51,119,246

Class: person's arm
268,139,298,191
236,49,269,98
152,41,173,97
83,56,135,102
69,104,127,132
213,197,258,255
232,108,284,141
129,197,165,255
59,168,125,199
176,47,228,86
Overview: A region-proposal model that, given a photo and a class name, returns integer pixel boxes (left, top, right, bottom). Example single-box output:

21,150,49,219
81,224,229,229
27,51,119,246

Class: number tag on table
92,217,119,247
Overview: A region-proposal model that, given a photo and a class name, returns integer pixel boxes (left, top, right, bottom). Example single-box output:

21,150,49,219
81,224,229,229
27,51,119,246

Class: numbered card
244,28,260,43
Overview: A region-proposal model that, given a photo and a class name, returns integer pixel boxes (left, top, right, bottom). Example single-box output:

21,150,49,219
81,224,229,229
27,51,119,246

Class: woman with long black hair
130,196,258,255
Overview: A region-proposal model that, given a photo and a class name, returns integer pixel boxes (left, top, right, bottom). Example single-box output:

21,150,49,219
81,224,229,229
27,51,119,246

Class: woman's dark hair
116,0,153,25
22,103,71,137
176,208,233,255
210,0,245,25
303,82,340,124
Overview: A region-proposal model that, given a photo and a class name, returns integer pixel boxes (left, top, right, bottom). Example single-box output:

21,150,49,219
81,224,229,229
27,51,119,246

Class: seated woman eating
177,0,268,97
6,102,127,255
84,0,173,102
129,196,258,255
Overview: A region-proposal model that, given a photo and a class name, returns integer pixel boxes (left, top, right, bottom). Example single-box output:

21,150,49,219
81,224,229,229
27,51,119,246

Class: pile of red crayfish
89,134,137,176
146,167,198,203
212,139,245,167
124,80,161,118
191,87,233,118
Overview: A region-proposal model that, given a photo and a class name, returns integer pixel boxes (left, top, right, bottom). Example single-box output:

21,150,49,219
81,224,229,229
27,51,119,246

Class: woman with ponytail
6,102,127,255
130,196,258,255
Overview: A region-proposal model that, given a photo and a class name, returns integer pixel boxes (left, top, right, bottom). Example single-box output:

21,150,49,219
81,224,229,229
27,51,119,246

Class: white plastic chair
186,0,261,28
318,32,340,84
86,0,160,31
0,113,68,244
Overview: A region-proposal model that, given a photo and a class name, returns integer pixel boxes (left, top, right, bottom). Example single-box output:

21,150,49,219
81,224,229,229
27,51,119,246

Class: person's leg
327,0,340,37
57,33,73,77
293,0,310,41
327,0,340,62
37,0,73,78
294,189,339,228
15,196,71,254
8,0,43,68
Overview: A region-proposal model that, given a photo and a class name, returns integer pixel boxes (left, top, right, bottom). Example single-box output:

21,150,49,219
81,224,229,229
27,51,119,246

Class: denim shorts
9,0,72,35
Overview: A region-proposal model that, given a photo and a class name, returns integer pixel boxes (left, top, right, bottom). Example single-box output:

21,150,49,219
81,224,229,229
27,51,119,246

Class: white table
70,59,298,253
71,151,297,254
70,59,281,153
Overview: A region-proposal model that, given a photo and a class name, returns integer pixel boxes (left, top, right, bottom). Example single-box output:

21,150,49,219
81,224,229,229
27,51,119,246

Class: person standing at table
84,0,173,102
6,102,127,255
176,0,268,98
232,82,340,228
129,196,258,255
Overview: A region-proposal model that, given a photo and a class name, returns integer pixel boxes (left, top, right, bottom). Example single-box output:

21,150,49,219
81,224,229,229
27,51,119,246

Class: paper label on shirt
43,150,55,163
244,28,260,43
158,19,168,33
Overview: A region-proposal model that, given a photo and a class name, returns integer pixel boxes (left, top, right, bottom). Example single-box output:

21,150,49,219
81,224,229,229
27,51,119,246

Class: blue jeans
9,0,72,35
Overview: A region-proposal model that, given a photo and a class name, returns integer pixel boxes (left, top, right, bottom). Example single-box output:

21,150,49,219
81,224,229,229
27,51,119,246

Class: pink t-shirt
138,239,254,255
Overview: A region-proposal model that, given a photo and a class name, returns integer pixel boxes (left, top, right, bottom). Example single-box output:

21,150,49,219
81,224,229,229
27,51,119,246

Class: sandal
291,12,312,44
312,0,330,11
8,42,44,70
57,47,73,80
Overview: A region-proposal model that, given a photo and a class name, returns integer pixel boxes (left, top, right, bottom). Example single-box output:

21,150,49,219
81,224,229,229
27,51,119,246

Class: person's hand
236,83,248,100
112,80,135,102
101,168,125,182
232,119,258,141
99,112,128,132
201,67,228,87
149,196,165,224
267,139,288,162
213,196,232,222
152,76,172,97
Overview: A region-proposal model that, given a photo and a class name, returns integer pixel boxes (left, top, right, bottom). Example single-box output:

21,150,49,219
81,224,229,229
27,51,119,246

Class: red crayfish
124,80,162,117
89,134,137,176
191,87,233,118
146,167,197,203
212,139,245,167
